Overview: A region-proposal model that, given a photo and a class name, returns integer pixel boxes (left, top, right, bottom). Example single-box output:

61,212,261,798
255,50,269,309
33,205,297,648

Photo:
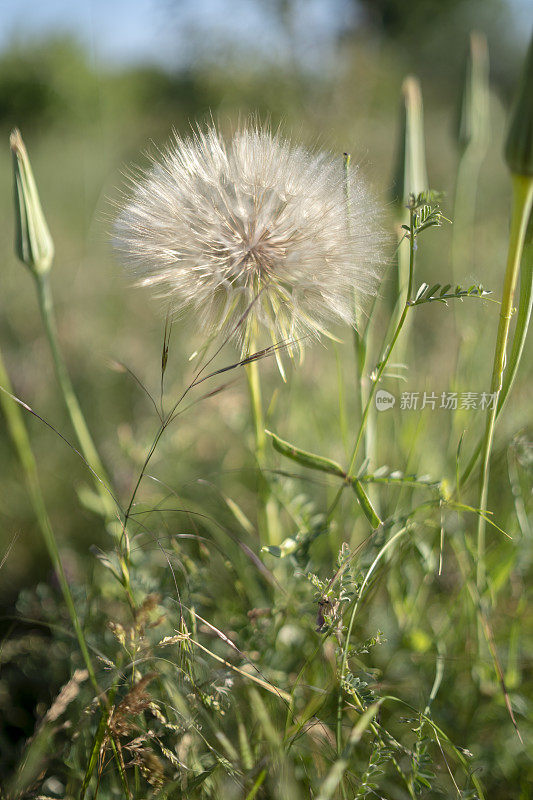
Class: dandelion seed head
114,124,388,354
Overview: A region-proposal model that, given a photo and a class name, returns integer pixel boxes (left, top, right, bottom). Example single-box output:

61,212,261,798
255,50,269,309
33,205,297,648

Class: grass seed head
114,123,388,354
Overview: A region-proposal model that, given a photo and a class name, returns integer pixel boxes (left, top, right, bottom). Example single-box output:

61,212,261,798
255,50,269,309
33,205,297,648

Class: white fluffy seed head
114,124,388,355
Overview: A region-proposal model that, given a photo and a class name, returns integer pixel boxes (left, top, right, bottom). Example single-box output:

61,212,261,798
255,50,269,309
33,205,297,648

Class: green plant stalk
461,224,533,486
35,273,136,614
335,346,350,456
344,153,375,475
353,332,370,449
0,383,125,795
495,238,533,414
452,535,523,742
245,769,267,800
449,146,487,461
349,206,416,478
335,526,407,754
452,31,489,293
391,211,413,365
476,173,533,593
246,357,280,545
390,76,428,364
35,273,116,524
0,350,99,695
449,34,490,448
80,680,119,798
452,148,485,289
327,210,416,523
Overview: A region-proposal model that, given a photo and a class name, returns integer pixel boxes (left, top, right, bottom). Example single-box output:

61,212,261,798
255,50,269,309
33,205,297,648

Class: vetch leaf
415,282,429,301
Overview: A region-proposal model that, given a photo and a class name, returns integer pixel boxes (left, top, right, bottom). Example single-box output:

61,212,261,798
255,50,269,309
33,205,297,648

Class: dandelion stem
345,153,375,469
246,355,280,545
246,354,266,457
476,173,533,593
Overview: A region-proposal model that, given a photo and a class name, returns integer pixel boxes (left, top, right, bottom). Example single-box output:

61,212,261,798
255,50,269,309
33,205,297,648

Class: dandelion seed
114,123,388,355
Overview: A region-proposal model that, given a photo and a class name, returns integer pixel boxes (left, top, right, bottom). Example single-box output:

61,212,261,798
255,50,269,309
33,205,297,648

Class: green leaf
415,282,429,301
245,770,267,800
316,699,386,800
505,31,533,176
186,765,218,792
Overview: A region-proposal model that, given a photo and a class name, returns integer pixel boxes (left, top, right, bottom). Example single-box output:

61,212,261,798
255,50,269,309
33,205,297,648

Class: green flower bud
10,128,54,276
455,31,490,154
391,76,429,205
505,32,533,176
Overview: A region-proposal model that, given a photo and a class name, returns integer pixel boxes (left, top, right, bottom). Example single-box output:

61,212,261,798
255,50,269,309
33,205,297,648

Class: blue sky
0,0,530,70
0,0,172,67
0,0,352,69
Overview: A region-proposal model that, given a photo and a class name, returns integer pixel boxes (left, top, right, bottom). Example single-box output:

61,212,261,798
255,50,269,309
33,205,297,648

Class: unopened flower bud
391,76,429,205
10,128,54,276
455,31,490,154
505,32,533,176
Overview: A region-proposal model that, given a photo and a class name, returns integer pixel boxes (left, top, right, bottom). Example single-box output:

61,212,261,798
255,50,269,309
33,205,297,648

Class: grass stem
35,274,117,525
476,173,533,593
326,208,416,522
347,207,415,481
0,349,100,695
34,274,137,613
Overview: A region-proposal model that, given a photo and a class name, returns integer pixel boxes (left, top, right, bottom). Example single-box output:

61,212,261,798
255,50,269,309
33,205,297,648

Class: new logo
375,390,396,411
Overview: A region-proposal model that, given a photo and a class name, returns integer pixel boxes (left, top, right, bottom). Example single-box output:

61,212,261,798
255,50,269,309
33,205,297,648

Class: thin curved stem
476,173,533,594
335,526,408,755
35,274,117,523
0,349,100,695
328,212,416,520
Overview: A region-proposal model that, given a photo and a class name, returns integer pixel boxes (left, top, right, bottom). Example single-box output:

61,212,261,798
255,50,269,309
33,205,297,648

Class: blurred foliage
0,35,318,138
0,38,98,129
355,0,511,44
167,0,523,93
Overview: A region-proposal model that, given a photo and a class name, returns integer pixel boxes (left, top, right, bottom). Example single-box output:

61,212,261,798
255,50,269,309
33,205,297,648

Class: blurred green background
0,1,532,794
